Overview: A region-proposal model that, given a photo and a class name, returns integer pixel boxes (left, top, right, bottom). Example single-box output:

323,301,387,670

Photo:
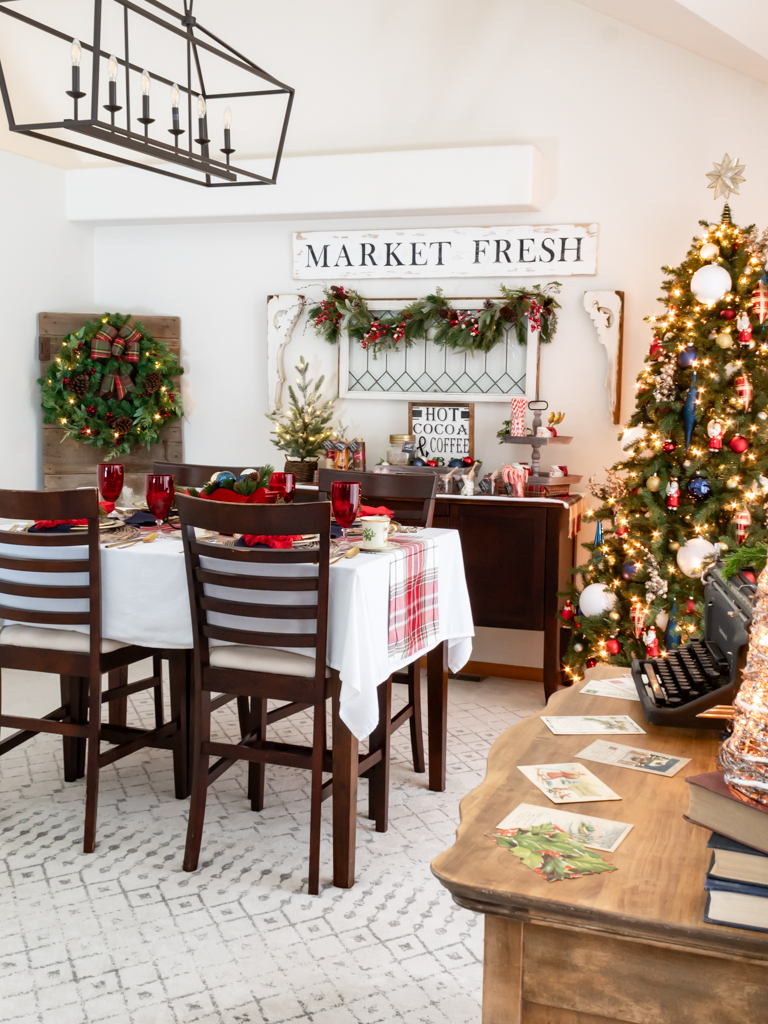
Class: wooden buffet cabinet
432,494,579,698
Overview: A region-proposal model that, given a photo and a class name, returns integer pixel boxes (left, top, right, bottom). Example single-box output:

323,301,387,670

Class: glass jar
386,433,414,465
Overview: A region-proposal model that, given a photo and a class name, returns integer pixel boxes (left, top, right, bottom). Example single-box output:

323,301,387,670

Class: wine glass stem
342,526,349,548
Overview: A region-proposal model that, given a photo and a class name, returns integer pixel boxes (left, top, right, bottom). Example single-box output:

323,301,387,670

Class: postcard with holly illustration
580,677,640,702
541,715,645,735
576,739,690,777
517,762,620,804
496,802,632,852
487,822,618,882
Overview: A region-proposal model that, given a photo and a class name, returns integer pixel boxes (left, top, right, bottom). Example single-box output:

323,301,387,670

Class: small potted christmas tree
267,356,335,482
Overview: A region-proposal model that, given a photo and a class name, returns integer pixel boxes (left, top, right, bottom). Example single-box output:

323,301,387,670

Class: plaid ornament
113,324,142,364
90,324,118,360
99,372,135,400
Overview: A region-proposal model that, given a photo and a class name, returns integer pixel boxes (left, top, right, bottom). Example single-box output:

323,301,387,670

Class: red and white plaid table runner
387,537,439,661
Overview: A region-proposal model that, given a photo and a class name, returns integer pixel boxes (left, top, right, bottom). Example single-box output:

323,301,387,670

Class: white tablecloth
0,527,473,740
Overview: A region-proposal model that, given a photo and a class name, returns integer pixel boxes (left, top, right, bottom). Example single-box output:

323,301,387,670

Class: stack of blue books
705,833,768,934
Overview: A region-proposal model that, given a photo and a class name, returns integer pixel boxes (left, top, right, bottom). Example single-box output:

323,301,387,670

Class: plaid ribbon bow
90,322,141,399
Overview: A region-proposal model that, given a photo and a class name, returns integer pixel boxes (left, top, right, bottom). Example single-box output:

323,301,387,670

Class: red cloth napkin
360,505,394,518
32,519,88,529
241,535,302,549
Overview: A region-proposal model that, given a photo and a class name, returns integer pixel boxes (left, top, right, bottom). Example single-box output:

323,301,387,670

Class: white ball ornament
655,609,669,630
700,242,720,261
676,537,716,579
690,263,732,304
578,583,617,617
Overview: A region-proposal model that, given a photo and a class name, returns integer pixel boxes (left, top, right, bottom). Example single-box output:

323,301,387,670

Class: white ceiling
574,0,768,81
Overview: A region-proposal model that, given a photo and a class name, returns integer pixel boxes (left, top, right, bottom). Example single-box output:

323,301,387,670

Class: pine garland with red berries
308,283,561,355
39,313,183,460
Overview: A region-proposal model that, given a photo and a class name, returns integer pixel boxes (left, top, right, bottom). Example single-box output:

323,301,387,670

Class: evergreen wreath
39,312,183,460
309,282,561,355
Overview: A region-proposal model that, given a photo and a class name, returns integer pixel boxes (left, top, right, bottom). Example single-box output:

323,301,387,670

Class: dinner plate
69,518,123,532
360,542,399,553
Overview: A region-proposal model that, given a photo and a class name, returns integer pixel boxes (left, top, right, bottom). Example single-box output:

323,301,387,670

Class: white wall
0,150,93,489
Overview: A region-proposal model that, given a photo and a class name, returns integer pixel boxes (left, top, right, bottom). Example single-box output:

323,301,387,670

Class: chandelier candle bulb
104,54,121,118
222,106,234,160
67,38,85,112
138,70,154,130
169,82,183,139
196,95,209,152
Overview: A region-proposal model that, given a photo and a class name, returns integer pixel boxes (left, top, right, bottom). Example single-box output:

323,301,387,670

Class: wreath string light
309,283,561,355
39,313,183,460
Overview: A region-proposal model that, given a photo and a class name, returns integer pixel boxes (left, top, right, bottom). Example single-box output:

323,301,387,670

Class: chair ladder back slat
189,540,320,565
202,624,317,648
0,579,91,600
0,606,91,626
198,595,318,620
194,567,319,592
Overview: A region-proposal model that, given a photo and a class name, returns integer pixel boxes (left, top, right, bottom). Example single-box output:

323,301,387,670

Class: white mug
360,516,397,550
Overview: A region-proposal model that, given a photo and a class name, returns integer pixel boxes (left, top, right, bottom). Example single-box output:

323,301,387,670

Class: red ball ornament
605,636,621,655
585,657,598,669
685,598,696,614
729,435,749,453
560,600,575,621
662,440,676,452
426,459,437,467
719,309,736,320
462,456,474,466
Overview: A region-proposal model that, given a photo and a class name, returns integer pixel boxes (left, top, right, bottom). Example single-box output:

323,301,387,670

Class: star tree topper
706,153,747,201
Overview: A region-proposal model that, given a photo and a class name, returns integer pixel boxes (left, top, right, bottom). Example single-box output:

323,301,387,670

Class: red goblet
269,471,296,504
145,473,175,528
98,463,124,503
330,480,361,548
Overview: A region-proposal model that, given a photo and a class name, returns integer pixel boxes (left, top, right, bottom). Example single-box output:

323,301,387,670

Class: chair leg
152,655,164,728
368,679,391,832
60,675,85,783
107,666,128,726
183,688,212,872
307,700,325,895
83,669,102,854
247,697,267,813
168,651,190,800
408,662,426,774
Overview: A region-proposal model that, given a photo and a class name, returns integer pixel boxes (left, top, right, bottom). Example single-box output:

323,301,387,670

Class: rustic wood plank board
39,312,183,491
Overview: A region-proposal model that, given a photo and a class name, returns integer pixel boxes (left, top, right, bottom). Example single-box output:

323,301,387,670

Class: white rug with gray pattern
0,674,542,1024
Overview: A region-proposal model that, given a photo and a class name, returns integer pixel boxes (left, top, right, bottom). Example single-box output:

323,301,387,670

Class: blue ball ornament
214,471,236,486
412,457,426,467
687,475,711,501
677,345,697,368
621,561,637,581
448,458,464,468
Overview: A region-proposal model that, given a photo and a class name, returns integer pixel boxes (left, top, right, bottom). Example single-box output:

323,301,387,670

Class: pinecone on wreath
71,374,90,398
144,371,161,394
114,416,133,435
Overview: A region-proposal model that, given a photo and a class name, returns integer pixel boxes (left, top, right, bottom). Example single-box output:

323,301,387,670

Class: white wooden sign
293,225,598,280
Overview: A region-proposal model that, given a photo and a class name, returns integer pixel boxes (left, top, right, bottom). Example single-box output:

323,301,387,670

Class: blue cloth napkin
123,510,157,526
28,523,74,533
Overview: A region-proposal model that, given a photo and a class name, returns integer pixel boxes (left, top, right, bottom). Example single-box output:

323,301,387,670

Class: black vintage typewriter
631,566,757,728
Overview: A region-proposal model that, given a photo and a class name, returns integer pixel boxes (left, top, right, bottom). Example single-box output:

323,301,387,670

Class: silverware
330,545,360,565
108,530,158,549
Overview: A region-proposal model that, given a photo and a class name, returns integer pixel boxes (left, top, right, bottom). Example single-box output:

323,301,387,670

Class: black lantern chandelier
0,0,294,187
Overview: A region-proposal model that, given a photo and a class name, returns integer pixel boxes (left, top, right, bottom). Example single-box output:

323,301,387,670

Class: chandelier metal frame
0,0,295,187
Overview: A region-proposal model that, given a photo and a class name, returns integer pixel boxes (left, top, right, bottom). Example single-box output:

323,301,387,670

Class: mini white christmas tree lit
719,564,768,804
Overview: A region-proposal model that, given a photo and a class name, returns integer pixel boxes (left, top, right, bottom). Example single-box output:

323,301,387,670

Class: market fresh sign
293,225,597,280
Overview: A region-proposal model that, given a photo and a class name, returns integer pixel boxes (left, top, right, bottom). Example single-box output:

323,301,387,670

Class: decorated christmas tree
267,356,335,460
564,156,768,680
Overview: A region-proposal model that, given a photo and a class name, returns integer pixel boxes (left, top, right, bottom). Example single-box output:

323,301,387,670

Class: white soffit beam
572,0,768,84
66,145,547,225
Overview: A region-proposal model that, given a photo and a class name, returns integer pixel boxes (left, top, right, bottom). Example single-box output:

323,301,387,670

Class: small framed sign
408,402,474,462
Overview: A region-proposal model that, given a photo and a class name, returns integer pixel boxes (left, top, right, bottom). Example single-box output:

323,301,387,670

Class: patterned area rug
0,676,542,1024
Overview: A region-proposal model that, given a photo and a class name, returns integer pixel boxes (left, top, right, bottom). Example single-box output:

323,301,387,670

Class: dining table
0,519,474,887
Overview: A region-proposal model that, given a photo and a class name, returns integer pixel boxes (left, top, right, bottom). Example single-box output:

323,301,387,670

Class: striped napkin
387,537,439,661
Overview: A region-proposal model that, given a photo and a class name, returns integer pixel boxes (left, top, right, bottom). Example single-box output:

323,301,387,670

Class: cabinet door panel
448,504,546,630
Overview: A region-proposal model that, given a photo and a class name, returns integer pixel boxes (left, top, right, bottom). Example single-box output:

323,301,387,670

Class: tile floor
0,666,544,1024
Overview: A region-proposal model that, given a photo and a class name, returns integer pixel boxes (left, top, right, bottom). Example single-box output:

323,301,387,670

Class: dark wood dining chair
0,488,188,852
152,462,262,488
177,494,389,893
317,468,437,778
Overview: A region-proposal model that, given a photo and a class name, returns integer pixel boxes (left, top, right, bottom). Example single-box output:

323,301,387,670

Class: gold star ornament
706,153,746,201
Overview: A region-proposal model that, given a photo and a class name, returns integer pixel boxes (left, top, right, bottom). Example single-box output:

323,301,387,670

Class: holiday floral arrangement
308,283,561,356
562,188,768,680
179,467,274,504
39,313,183,459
